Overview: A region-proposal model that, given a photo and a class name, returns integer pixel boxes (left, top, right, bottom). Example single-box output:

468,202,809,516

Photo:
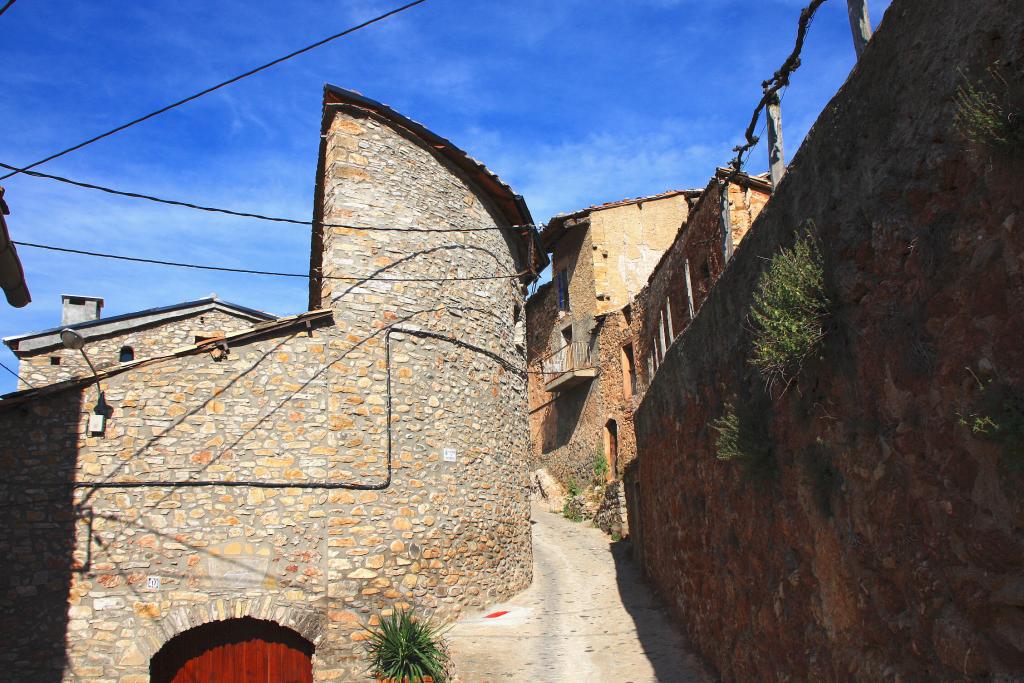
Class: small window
556,269,570,312
50,356,61,366
119,346,134,363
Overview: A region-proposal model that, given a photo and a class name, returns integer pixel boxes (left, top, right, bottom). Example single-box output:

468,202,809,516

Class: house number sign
442,448,457,463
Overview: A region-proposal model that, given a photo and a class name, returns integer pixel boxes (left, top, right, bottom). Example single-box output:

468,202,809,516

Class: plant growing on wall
363,609,450,683
749,222,830,393
955,65,1023,153
712,402,775,481
958,370,1024,472
592,446,609,482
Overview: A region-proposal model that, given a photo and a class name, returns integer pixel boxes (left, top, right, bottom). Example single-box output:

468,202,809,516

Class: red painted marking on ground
484,610,509,619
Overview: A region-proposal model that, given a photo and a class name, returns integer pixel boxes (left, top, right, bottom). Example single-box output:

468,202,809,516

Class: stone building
4,294,276,390
526,173,768,518
0,85,545,681
526,190,698,494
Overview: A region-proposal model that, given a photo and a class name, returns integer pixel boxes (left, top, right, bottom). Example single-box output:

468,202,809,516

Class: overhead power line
0,360,33,389
0,161,504,232
725,0,825,181
0,0,429,181
14,241,527,282
0,1,18,18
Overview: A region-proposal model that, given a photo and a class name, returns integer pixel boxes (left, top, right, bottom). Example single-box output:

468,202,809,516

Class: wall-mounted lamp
60,328,107,435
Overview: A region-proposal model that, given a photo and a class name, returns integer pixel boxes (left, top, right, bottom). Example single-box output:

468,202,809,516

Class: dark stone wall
631,0,1024,679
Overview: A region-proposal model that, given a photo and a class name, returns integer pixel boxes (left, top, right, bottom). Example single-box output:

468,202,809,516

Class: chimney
61,294,104,325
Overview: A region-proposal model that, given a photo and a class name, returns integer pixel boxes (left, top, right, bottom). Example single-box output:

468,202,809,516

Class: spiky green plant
749,224,830,393
363,609,450,682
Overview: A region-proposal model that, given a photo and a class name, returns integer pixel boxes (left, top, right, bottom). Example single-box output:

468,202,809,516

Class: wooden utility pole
847,0,872,57
766,93,785,190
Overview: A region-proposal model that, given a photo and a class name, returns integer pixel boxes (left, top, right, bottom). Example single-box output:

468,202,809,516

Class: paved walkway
448,504,714,682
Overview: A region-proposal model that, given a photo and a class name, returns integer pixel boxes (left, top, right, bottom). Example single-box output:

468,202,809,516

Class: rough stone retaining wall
631,0,1024,679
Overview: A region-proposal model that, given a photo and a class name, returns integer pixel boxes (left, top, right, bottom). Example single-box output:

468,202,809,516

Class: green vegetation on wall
592,445,609,482
749,223,830,393
959,371,1024,473
955,66,1024,153
712,402,775,481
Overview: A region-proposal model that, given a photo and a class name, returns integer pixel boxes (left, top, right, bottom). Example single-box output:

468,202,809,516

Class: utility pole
766,93,786,190
847,0,872,58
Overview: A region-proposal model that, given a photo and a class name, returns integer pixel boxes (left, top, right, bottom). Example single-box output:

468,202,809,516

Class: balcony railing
540,341,597,392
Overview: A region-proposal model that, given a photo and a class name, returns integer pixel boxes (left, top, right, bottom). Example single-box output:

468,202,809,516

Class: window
119,346,134,363
556,268,570,312
50,356,61,366
621,343,636,400
666,297,675,340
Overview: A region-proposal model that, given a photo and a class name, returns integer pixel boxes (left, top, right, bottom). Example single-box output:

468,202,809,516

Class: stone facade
8,304,270,390
526,192,694,493
0,86,542,681
526,178,768,501
629,0,1024,678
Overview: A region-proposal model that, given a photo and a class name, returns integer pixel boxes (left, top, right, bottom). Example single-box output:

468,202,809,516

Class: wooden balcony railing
540,341,595,376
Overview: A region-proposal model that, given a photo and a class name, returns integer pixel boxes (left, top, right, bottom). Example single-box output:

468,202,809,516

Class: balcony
541,341,598,392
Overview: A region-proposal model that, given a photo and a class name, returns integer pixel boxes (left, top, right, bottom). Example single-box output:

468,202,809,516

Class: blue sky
0,0,890,393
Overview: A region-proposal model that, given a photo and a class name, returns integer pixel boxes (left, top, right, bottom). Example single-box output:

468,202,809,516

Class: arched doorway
603,419,618,482
150,617,313,683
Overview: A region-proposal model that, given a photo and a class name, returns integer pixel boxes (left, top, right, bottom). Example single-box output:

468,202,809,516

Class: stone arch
150,616,314,682
133,597,326,662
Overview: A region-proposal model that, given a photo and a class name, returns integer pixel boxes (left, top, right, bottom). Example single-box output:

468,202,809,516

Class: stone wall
589,193,690,314
14,308,261,389
630,0,1024,679
0,99,535,682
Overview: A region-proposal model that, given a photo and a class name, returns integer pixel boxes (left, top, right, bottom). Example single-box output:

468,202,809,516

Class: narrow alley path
448,503,714,682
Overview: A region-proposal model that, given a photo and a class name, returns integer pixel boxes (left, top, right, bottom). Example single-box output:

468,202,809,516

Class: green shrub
562,499,583,522
749,224,830,393
363,609,450,683
566,477,581,498
712,408,743,463
712,403,775,481
955,67,1024,153
592,447,609,482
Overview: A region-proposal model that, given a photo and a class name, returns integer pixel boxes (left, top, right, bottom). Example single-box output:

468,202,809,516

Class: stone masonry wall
15,308,262,389
631,0,1024,679
0,102,534,682
590,194,689,314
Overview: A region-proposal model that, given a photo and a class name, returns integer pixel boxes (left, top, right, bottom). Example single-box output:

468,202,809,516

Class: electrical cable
13,240,528,282
0,161,505,232
0,0,429,181
0,0,17,18
724,0,826,182
0,360,32,388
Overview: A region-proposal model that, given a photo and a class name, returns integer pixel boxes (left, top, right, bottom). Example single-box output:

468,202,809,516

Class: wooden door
150,617,313,683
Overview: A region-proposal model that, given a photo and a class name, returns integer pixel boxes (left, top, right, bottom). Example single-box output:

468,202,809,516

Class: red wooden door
150,617,313,683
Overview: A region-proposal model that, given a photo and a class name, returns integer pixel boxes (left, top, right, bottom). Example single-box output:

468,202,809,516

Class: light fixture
60,327,106,435
60,328,86,350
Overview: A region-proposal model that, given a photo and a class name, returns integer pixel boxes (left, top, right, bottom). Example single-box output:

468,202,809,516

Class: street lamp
60,328,107,435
